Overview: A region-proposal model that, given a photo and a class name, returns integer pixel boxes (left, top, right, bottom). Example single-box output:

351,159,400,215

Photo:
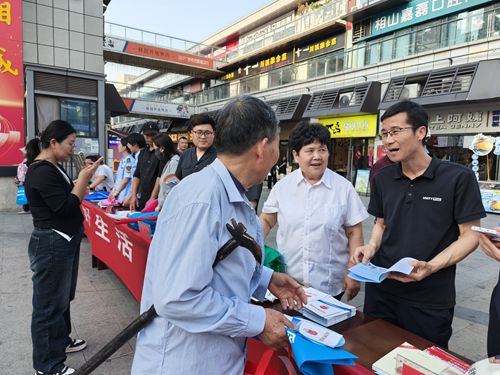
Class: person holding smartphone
478,229,500,360
24,120,102,375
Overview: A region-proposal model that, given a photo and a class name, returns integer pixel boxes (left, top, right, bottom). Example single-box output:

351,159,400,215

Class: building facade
0,0,106,210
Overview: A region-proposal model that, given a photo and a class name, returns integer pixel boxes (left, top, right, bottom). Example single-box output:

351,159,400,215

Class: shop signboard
295,33,346,62
370,0,494,37
103,36,214,70
319,114,378,138
0,0,24,168
427,106,498,135
122,98,190,119
221,50,293,81
239,12,294,46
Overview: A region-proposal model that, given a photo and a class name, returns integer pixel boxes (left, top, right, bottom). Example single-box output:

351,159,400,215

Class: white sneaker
66,338,87,353
34,365,75,375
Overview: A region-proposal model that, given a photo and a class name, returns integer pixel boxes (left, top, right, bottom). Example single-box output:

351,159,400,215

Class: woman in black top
24,120,102,375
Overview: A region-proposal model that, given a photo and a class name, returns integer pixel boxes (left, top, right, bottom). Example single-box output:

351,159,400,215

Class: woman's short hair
289,121,330,154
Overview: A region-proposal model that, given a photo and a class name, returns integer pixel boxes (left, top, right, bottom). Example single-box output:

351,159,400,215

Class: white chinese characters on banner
94,214,110,243
82,206,91,226
115,228,133,263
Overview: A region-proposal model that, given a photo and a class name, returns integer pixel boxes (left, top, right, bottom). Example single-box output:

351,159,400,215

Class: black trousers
364,284,454,348
488,279,500,357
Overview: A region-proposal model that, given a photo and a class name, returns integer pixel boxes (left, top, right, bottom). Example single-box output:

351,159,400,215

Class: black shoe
66,338,87,353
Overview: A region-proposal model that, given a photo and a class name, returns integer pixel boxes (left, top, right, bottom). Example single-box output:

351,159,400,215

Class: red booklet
424,346,470,373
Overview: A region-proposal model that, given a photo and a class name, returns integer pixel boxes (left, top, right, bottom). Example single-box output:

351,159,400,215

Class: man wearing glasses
352,100,485,348
175,114,217,180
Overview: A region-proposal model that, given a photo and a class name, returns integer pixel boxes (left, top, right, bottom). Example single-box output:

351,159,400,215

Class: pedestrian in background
478,230,500,358
267,163,277,189
130,123,160,211
176,136,189,154
153,133,180,211
16,147,30,214
278,155,287,179
24,120,102,375
109,136,137,203
124,133,146,208
85,154,114,192
175,114,217,180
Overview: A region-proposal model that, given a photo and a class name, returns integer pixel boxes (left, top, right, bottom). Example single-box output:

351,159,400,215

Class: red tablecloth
81,200,151,301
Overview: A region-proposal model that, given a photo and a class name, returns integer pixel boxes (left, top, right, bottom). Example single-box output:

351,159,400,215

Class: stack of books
372,342,469,375
300,287,356,327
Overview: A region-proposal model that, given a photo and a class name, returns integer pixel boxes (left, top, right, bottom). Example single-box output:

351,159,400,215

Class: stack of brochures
372,342,468,375
348,257,417,283
299,287,356,327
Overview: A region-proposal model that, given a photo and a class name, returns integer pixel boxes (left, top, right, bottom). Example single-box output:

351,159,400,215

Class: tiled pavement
1,189,498,373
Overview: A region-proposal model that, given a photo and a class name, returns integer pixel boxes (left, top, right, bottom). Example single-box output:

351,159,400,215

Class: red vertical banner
0,0,24,167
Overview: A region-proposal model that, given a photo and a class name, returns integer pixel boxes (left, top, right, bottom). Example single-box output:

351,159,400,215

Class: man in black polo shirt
175,114,217,180
129,122,160,211
352,101,485,347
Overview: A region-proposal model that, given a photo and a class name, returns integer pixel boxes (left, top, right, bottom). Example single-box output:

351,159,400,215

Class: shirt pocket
322,203,345,231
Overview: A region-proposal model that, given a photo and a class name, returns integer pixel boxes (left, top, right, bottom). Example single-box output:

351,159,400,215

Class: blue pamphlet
286,324,357,375
348,257,416,283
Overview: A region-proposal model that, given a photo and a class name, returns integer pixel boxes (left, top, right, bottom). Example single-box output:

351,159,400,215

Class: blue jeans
29,226,83,373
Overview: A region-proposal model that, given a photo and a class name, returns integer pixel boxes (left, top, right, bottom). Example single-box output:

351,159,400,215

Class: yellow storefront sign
319,114,378,138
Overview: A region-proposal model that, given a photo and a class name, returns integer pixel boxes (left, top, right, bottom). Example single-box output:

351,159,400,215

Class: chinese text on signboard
0,1,24,167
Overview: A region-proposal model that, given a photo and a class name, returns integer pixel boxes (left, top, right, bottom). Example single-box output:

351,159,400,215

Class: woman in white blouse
260,122,369,301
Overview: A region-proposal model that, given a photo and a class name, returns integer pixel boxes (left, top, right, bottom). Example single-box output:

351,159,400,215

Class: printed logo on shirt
422,196,442,202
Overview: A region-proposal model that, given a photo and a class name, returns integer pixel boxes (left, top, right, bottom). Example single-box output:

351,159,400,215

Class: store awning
379,59,500,109
266,94,311,121
303,81,381,118
105,83,129,117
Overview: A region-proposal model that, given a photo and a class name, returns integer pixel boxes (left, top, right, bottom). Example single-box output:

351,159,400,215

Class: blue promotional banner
370,0,494,37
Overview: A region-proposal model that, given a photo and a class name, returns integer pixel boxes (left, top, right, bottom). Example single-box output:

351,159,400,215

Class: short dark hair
120,137,131,153
85,154,102,162
289,121,330,154
215,95,279,155
187,114,215,132
153,133,178,160
178,136,188,141
381,100,429,137
26,120,76,165
126,132,146,149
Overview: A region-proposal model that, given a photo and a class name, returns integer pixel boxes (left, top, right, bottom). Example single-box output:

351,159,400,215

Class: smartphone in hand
471,226,500,241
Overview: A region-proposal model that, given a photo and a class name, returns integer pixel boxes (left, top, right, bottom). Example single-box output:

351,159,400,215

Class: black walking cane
75,219,262,375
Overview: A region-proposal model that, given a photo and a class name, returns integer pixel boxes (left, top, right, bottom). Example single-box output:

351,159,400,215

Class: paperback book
348,257,417,283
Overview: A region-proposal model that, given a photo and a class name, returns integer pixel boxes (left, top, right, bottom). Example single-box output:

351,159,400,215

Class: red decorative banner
81,201,151,301
0,0,24,166
125,41,214,70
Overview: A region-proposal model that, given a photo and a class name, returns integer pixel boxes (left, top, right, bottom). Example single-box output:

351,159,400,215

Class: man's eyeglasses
378,126,414,140
192,130,214,137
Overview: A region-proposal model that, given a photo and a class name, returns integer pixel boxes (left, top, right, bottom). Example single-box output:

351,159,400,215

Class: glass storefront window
60,99,97,138
240,76,260,93
427,135,498,181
